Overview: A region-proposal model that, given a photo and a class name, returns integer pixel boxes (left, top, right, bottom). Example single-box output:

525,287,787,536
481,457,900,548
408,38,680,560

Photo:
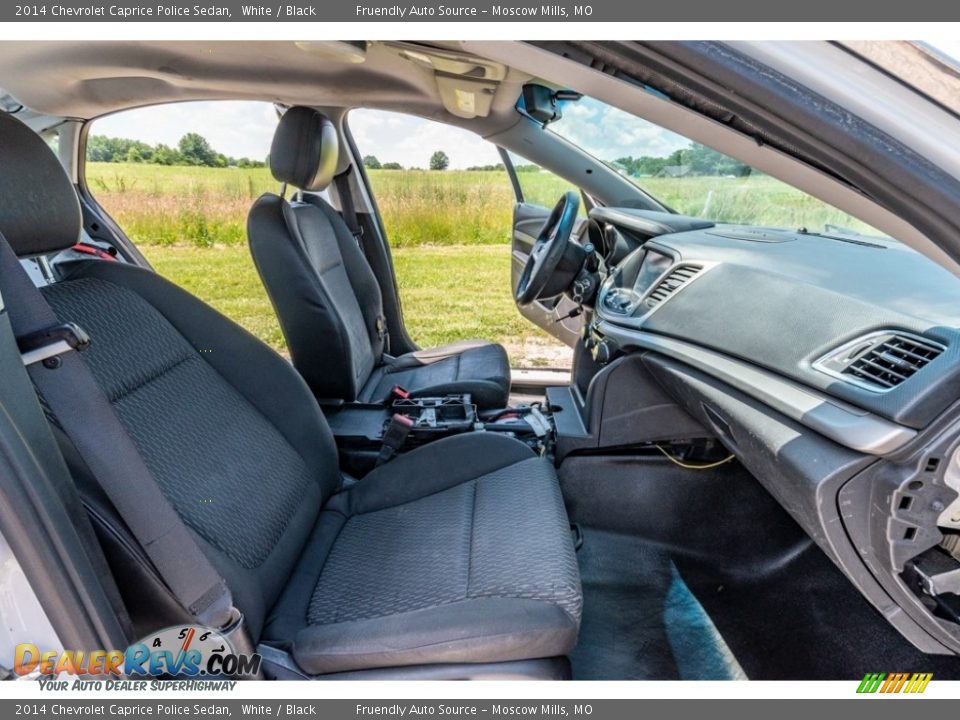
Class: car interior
0,40,959,680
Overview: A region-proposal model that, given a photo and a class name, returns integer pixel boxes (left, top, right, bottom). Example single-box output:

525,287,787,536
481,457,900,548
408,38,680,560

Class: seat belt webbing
334,166,364,245
0,237,235,630
331,168,391,354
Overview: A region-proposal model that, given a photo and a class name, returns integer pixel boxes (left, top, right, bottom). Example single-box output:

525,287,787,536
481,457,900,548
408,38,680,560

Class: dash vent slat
819,334,945,391
645,265,702,309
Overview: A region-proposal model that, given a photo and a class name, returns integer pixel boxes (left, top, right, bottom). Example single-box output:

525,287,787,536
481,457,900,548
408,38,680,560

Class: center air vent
645,265,702,309
814,332,945,391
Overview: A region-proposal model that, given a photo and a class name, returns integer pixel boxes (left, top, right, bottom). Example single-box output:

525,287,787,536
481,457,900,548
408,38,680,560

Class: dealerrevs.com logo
14,624,261,680
857,673,933,694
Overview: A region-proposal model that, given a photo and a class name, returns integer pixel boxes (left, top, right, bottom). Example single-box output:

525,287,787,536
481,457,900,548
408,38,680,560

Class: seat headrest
0,112,82,257
269,107,339,192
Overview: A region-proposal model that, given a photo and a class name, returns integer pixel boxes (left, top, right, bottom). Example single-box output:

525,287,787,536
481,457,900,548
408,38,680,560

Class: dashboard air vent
645,265,702,308
815,333,944,391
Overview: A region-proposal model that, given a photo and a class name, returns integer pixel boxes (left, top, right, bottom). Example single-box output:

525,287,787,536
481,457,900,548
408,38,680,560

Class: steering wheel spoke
515,191,582,307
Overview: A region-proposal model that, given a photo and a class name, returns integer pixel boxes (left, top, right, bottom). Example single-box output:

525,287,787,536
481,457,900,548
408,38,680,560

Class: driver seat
248,107,511,408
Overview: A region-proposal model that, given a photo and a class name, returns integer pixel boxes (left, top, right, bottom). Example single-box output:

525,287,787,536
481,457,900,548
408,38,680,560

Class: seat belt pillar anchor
18,322,91,367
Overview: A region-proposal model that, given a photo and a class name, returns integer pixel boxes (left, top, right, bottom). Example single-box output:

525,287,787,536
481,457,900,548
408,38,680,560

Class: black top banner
5,0,960,22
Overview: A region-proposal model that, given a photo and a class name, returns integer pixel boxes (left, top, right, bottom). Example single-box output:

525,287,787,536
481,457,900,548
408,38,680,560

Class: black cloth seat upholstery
0,111,580,677
248,107,510,408
265,433,581,674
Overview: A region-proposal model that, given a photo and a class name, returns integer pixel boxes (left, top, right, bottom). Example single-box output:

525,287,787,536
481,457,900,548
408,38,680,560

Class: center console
325,393,554,477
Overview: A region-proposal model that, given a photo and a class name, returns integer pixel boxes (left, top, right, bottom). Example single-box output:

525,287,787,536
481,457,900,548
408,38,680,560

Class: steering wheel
515,191,581,306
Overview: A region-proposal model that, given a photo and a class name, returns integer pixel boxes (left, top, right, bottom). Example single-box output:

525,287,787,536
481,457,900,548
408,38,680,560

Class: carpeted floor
562,456,960,681
570,528,744,680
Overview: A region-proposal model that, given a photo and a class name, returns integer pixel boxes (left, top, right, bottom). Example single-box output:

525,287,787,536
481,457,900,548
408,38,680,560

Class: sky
91,98,694,169
80,43,960,170
550,98,691,161
93,101,503,168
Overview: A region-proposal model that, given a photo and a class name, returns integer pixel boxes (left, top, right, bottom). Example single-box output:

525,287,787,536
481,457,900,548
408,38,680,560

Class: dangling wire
654,444,736,470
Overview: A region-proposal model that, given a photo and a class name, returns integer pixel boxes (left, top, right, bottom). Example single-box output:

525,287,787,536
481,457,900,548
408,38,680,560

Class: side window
84,101,286,351
506,151,586,216
349,108,570,368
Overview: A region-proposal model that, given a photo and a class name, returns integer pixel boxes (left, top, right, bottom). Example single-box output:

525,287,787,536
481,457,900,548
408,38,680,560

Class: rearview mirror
520,84,583,127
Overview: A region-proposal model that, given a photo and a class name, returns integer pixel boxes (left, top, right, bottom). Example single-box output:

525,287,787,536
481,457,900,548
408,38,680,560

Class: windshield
546,96,886,238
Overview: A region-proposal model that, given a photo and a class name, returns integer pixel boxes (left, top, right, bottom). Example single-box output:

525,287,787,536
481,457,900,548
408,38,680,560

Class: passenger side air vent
814,332,945,391
645,265,702,309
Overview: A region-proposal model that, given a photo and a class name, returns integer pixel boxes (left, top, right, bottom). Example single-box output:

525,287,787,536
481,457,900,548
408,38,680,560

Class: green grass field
86,162,878,249
139,244,570,367
86,162,879,367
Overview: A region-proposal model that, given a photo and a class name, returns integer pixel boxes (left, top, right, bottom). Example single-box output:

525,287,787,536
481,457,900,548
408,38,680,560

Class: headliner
0,40,532,136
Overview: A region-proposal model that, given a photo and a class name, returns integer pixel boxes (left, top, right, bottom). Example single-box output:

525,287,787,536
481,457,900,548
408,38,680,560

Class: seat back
249,107,385,401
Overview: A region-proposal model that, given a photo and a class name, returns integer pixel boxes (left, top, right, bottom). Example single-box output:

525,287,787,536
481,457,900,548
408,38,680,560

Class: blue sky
90,97,692,169
92,102,505,169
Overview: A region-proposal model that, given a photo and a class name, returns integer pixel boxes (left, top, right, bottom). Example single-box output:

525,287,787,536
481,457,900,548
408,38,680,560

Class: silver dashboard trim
811,330,947,394
596,251,718,327
596,322,918,456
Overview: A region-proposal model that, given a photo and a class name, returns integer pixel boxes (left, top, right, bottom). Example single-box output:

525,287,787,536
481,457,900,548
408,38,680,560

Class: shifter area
325,392,555,476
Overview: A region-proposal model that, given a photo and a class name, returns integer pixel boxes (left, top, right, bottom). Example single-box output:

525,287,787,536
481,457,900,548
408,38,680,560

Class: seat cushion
263,433,582,675
360,340,511,409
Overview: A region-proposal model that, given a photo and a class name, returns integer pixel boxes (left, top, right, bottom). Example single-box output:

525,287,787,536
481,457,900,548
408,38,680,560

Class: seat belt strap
334,166,364,246
331,170,393,354
0,237,236,631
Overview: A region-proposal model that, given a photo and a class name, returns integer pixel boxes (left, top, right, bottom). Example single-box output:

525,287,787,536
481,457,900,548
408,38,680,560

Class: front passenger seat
0,110,581,679
248,107,511,408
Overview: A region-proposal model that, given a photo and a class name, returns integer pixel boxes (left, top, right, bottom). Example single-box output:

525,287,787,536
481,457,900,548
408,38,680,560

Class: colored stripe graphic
857,673,885,693
857,672,932,694
905,673,933,694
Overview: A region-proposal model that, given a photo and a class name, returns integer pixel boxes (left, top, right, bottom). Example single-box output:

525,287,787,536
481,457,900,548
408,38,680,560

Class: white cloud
93,101,502,169
92,101,278,161
88,98,698,169
551,98,691,161
348,109,501,169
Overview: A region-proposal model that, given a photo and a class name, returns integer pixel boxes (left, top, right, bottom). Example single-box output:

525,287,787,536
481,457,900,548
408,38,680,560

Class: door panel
511,202,584,347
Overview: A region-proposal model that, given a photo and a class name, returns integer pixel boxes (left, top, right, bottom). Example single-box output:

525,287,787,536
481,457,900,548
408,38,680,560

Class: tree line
363,151,454,171
89,134,747,178
362,142,749,178
87,133,266,168
613,143,752,178
363,153,540,173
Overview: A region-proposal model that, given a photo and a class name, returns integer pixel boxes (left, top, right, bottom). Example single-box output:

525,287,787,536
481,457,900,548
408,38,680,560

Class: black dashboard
584,206,960,656
591,207,960,436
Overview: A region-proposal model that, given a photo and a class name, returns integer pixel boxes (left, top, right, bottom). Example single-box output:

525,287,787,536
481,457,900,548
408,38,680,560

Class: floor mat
570,528,745,680
571,527,960,680
677,544,960,680
562,454,960,679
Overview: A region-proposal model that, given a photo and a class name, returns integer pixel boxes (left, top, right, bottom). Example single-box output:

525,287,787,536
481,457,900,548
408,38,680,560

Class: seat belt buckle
390,385,410,400
18,322,91,367
376,413,415,466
